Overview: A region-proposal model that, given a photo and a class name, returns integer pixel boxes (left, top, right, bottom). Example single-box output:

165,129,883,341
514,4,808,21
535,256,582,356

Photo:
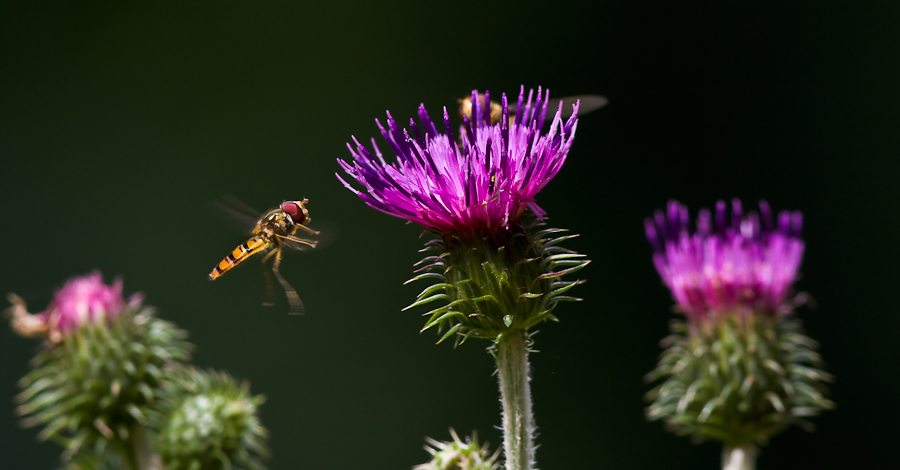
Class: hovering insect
458,92,608,125
209,199,319,315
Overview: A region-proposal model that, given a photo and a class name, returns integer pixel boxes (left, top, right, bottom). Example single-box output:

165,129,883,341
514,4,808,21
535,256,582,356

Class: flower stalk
131,425,162,470
722,444,757,470
495,331,534,470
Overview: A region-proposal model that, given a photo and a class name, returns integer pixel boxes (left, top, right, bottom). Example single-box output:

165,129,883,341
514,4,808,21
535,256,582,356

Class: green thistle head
8,272,191,463
405,218,589,345
149,368,269,470
415,429,500,470
646,314,834,446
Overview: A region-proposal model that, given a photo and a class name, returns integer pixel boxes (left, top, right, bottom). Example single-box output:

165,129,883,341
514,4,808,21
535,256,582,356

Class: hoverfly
209,199,319,315
458,92,608,125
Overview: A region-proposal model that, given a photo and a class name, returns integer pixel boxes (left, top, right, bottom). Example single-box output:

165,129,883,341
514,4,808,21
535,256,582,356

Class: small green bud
149,368,269,470
415,429,500,470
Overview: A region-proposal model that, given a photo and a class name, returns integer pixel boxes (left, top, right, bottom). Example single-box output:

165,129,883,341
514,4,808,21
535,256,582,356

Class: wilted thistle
643,200,834,470
337,86,589,470
7,271,191,467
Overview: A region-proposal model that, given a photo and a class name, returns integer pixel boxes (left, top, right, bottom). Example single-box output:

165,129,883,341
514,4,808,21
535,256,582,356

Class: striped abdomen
209,236,271,281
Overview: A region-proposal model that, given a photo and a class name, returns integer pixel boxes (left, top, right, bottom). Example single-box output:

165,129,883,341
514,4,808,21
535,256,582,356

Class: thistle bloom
44,271,140,332
9,271,141,342
336,86,589,340
337,87,590,470
8,272,191,465
644,199,804,319
337,86,578,235
643,200,832,470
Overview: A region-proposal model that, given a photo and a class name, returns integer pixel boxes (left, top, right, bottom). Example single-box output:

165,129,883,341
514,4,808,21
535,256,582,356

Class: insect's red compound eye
281,201,305,224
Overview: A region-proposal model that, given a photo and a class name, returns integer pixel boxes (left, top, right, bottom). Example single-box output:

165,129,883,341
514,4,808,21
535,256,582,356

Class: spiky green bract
645,312,834,447
405,218,589,344
414,429,500,470
15,306,191,465
150,368,269,470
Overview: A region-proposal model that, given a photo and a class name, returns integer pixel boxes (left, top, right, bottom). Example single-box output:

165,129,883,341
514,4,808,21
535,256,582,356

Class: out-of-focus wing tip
214,195,264,235
560,95,608,117
512,95,608,117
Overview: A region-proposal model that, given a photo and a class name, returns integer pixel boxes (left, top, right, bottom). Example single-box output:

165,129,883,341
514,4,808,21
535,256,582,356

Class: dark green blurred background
2,1,898,468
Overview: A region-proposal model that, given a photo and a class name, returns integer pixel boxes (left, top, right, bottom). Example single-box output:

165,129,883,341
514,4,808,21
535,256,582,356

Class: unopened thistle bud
415,429,500,470
149,368,269,470
7,272,191,463
644,200,834,456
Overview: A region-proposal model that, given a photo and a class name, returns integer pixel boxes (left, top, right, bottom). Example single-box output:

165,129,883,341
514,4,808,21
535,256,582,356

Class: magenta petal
646,200,805,320
40,271,134,334
337,86,578,234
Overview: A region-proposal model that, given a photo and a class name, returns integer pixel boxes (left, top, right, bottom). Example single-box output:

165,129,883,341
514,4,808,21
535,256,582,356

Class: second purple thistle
644,199,805,319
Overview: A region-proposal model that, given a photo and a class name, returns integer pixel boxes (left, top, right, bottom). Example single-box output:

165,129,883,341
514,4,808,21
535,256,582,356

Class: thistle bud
415,429,500,470
149,368,269,470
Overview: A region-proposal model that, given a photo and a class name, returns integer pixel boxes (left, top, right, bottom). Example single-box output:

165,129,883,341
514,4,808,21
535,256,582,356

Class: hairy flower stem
722,444,757,470
495,331,534,470
132,426,162,470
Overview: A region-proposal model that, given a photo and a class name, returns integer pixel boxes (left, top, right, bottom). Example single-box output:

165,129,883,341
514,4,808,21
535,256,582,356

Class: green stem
722,443,757,470
132,425,162,470
495,330,534,470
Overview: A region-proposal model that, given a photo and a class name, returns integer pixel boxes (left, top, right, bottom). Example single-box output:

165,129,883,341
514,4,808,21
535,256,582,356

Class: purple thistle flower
336,86,579,235
645,199,804,320
42,271,140,334
10,273,192,462
9,271,141,342
336,87,591,470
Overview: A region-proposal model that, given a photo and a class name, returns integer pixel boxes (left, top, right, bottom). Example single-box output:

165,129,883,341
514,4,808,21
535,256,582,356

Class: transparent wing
509,94,608,118
553,95,608,117
214,195,265,235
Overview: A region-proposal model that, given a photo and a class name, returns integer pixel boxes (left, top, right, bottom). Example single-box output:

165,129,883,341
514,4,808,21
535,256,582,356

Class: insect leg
260,249,278,307
278,234,317,248
271,247,305,315
295,224,321,236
